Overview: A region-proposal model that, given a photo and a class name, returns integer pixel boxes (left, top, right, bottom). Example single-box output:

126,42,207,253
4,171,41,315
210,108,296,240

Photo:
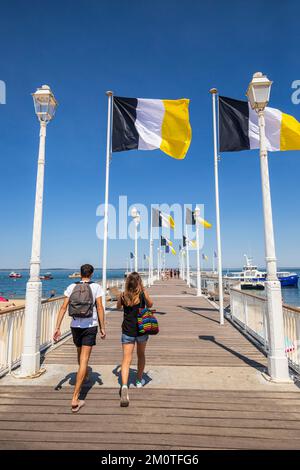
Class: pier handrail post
20,85,57,377
210,88,224,325
246,72,290,381
102,91,113,314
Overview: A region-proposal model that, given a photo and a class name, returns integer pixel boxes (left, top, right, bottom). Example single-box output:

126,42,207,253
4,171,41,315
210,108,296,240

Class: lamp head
130,207,138,218
246,72,272,111
32,85,58,122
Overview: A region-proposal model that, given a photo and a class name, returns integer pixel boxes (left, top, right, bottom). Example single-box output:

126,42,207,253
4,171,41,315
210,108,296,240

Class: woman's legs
136,340,147,382
121,343,135,386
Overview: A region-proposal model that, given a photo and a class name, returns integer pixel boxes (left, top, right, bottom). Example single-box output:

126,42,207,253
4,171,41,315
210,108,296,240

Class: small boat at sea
40,272,53,280
68,272,81,279
9,272,22,278
226,255,299,288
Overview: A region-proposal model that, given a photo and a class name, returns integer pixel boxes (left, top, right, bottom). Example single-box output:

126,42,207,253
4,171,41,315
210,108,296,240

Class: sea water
0,269,125,299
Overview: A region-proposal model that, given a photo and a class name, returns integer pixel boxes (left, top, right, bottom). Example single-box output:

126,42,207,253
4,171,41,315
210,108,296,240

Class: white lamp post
246,72,290,382
20,85,57,377
194,207,202,296
131,207,140,272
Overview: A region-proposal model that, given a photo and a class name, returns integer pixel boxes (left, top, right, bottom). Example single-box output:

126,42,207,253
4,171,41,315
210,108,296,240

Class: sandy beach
0,299,25,313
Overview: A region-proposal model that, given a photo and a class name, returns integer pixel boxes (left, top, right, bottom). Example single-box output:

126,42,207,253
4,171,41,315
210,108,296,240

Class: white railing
229,287,300,374
0,296,66,378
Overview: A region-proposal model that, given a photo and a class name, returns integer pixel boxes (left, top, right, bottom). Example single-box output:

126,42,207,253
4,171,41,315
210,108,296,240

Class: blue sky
1,0,300,269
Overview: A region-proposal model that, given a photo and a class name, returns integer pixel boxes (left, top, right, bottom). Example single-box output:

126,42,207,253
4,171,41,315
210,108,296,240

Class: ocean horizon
1,267,300,307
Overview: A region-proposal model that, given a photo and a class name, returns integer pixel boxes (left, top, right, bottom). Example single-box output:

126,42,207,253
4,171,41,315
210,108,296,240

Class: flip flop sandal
71,400,85,413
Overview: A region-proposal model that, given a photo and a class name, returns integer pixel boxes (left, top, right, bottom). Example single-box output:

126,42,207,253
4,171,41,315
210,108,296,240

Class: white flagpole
182,249,185,280
194,208,202,296
157,247,160,279
149,208,153,285
185,225,191,287
210,88,224,325
102,91,113,313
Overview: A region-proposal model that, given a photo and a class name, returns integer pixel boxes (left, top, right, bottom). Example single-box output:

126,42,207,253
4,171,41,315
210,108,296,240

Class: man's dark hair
80,264,94,278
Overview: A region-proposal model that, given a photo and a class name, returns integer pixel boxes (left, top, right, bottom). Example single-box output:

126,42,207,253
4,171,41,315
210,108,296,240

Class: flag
152,208,175,229
189,239,197,248
170,246,177,255
202,253,208,261
186,208,195,225
183,235,187,247
194,214,212,229
130,252,135,259
112,97,192,159
165,245,170,253
214,250,217,258
161,236,167,246
165,236,173,247
186,207,211,228
219,96,300,152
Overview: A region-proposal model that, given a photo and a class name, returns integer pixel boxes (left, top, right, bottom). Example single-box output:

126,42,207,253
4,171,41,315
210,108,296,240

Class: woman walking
117,272,153,407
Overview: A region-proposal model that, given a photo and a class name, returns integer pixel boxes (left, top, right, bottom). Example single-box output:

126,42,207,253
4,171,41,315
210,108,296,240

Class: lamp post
246,72,290,382
20,85,58,377
194,206,202,296
131,207,140,272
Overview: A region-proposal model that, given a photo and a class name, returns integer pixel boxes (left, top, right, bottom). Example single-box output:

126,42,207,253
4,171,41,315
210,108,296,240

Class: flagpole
194,207,202,296
185,225,191,287
157,247,161,280
102,91,113,313
210,88,224,325
149,208,153,285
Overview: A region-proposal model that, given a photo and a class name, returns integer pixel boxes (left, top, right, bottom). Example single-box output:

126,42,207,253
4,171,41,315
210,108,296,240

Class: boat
226,255,299,288
40,272,53,280
68,272,81,279
9,272,22,278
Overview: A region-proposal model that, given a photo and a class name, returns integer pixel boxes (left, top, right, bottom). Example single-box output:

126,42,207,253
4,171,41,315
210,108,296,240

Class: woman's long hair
123,272,144,306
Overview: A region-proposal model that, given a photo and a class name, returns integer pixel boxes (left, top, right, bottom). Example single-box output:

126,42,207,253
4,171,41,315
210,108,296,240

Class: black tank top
121,293,146,337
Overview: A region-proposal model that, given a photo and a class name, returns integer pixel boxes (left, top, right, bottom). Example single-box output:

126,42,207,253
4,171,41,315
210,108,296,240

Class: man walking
53,264,106,412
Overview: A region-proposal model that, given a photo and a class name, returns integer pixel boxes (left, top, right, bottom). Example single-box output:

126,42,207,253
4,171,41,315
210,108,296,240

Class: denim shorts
121,333,149,344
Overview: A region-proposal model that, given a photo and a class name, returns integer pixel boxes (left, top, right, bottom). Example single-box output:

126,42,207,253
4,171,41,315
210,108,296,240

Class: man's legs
72,345,92,406
77,346,89,382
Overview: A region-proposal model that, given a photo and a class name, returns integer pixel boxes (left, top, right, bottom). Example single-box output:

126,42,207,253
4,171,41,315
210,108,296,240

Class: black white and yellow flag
112,97,191,159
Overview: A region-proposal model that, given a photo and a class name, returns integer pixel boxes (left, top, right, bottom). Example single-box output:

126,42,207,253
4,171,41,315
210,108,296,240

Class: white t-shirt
64,282,104,329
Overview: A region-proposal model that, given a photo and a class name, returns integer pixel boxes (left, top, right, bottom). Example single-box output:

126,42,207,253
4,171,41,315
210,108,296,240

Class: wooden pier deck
0,279,300,450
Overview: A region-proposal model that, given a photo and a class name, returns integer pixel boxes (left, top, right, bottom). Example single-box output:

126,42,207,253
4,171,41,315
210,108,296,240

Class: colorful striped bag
137,307,159,335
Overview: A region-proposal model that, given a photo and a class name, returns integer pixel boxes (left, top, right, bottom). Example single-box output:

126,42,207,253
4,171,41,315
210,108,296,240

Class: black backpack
68,282,94,318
